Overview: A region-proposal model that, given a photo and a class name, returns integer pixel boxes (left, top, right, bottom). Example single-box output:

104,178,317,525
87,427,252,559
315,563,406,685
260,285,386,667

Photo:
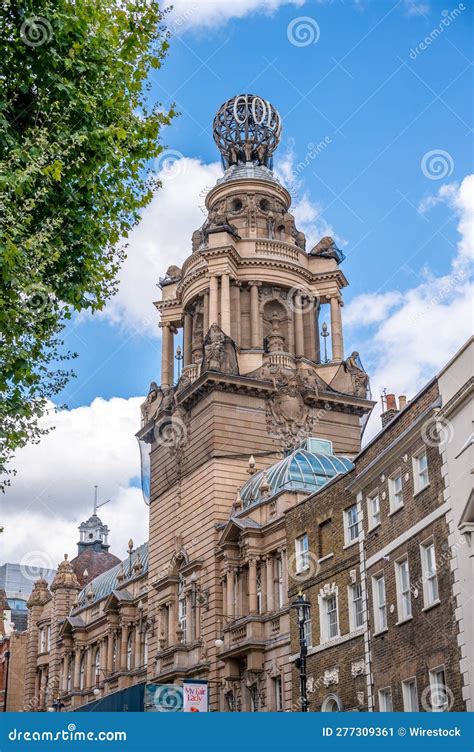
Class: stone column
100,638,107,675
226,568,235,619
183,313,193,367
85,647,93,689
73,648,81,690
209,275,218,326
305,298,317,361
294,292,305,358
203,291,210,335
106,633,114,674
248,558,258,614
265,555,274,613
167,601,175,647
249,282,261,348
220,273,231,335
160,323,173,388
134,624,142,669
120,624,129,672
330,296,344,360
315,304,321,362
230,281,241,343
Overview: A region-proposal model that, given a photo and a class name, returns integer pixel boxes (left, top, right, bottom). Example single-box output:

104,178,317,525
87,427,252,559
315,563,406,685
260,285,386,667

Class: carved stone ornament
351,659,365,678
264,368,318,451
323,668,339,687
140,381,164,425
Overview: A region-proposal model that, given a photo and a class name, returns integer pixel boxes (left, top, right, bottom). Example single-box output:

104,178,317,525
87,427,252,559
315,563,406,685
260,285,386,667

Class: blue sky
3,0,473,566
61,0,472,407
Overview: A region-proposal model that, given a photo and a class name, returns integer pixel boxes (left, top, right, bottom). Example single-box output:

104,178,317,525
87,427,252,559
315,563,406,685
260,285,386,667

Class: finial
64,554,68,561
128,539,134,554
247,455,256,475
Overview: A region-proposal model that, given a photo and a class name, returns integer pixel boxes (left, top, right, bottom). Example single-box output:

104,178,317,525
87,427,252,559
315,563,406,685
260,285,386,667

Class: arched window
67,664,72,693
126,633,133,670
277,225,285,240
321,694,342,712
79,655,86,690
94,648,100,683
178,575,187,644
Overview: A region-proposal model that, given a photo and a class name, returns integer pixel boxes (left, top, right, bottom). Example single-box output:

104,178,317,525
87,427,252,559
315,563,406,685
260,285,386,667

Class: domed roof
74,543,148,610
240,438,353,508
216,162,281,186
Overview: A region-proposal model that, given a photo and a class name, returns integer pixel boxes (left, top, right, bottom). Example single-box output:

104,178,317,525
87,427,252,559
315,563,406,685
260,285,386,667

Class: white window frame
378,687,393,711
46,625,51,652
413,449,429,494
303,614,313,648
402,677,418,711
79,655,85,690
421,539,439,608
349,582,364,632
274,675,283,711
295,534,309,573
319,587,340,643
429,667,448,711
395,556,412,622
367,491,380,529
343,504,360,546
372,573,387,633
389,471,403,513
326,594,339,640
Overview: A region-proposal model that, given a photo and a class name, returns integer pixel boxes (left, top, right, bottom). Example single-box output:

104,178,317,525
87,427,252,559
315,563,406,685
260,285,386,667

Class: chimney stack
381,393,399,428
398,395,407,410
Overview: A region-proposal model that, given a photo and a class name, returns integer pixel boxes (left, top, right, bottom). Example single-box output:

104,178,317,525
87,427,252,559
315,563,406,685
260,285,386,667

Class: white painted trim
366,502,449,569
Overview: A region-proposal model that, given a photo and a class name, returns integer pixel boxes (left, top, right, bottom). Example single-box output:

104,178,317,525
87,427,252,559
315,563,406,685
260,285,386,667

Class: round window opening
259,198,271,212
230,198,243,213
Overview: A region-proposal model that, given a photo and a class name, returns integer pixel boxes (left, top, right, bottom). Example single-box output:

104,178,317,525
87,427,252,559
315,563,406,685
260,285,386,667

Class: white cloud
2,397,148,566
168,0,305,33
347,175,473,440
102,158,222,335
404,0,431,17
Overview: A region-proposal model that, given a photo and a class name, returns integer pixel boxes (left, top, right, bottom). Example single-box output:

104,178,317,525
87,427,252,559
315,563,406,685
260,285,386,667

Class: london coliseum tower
138,95,374,711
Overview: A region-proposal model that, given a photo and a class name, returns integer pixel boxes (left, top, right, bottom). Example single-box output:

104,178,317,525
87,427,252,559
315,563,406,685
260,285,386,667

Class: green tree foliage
0,0,176,485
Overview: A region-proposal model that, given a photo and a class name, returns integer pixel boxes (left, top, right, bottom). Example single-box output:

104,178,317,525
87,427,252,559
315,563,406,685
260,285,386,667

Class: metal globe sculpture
213,94,282,170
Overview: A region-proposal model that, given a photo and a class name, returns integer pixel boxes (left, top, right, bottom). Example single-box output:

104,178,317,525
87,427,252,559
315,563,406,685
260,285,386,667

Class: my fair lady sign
183,680,209,713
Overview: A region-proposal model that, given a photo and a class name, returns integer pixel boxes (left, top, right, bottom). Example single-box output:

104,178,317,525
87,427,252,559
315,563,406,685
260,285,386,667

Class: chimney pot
398,395,407,410
386,393,397,410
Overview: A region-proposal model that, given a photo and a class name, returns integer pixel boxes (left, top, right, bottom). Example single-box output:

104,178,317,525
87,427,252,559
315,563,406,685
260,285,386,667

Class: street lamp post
291,592,311,712
48,697,65,712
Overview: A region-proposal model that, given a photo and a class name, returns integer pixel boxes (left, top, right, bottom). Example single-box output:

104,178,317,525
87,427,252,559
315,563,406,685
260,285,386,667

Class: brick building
286,338,472,712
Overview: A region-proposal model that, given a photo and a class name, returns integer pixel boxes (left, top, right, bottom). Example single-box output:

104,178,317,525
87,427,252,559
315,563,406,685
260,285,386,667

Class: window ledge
396,615,413,626
367,522,381,533
318,553,334,564
413,483,430,498
388,504,404,517
373,628,388,637
422,599,440,613
343,539,360,550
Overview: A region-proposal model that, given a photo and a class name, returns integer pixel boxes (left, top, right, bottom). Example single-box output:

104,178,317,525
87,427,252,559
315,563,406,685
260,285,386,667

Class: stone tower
138,94,373,709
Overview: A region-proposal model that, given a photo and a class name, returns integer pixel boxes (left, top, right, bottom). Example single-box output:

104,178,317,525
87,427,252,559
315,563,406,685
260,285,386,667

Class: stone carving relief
265,369,317,451
323,668,339,687
351,659,366,678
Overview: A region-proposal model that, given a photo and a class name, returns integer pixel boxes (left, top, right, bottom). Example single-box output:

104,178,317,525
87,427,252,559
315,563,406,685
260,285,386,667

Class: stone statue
344,351,370,398
160,265,182,286
141,382,163,424
266,313,285,353
310,236,343,262
201,324,239,375
266,211,276,239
